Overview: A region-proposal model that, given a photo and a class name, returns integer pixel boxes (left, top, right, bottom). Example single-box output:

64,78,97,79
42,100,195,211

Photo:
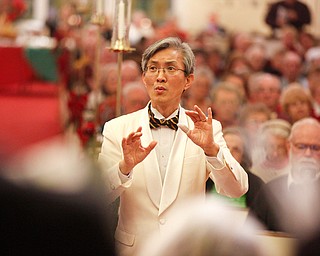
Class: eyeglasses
292,143,320,153
145,65,186,76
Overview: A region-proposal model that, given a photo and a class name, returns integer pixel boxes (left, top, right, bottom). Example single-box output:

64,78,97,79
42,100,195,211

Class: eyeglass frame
144,65,187,76
291,142,320,154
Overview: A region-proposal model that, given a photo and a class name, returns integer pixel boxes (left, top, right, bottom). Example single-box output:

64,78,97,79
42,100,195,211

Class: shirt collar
150,104,180,120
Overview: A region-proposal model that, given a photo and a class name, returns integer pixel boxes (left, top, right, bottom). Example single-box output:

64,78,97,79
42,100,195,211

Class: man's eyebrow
148,60,178,65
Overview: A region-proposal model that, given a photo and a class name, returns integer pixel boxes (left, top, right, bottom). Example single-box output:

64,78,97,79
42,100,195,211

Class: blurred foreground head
139,196,268,256
0,133,116,255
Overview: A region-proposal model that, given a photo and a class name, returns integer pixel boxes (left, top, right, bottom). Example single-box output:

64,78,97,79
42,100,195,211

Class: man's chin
292,163,320,183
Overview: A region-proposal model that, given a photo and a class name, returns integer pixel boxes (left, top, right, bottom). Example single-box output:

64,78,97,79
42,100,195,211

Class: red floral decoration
78,120,96,147
67,91,88,127
3,0,27,22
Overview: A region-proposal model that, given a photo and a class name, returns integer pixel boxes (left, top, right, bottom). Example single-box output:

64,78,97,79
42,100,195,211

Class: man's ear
184,74,194,91
286,140,292,153
141,73,147,88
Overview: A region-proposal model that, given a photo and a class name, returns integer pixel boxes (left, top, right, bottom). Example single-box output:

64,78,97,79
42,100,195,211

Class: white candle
96,0,103,13
118,0,126,40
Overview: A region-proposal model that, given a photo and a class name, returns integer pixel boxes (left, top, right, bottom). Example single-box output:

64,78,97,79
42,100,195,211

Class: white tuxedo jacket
99,105,248,256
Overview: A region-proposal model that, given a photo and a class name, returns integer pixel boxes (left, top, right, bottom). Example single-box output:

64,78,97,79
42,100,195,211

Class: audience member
231,32,253,55
249,118,320,241
238,103,272,148
206,49,225,79
280,83,314,124
265,0,311,33
182,65,214,113
121,59,141,87
298,31,316,55
247,72,282,118
193,48,209,67
207,127,264,209
251,119,291,183
0,133,116,256
244,44,268,73
211,82,243,129
264,46,285,77
279,50,306,88
96,63,118,127
224,53,251,79
122,81,150,114
307,65,320,120
305,46,320,69
279,26,304,56
221,72,248,101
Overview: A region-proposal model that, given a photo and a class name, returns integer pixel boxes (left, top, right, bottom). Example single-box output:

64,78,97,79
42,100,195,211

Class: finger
185,110,199,123
122,137,128,148
145,141,157,153
178,124,190,134
131,132,142,140
192,105,206,122
194,105,207,121
207,107,212,124
125,130,142,145
128,127,142,139
186,109,204,122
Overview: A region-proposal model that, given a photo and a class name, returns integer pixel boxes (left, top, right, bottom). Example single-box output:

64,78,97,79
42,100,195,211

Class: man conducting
98,37,248,256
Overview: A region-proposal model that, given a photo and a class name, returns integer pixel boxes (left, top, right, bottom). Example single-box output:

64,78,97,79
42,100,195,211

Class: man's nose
304,147,313,157
156,69,166,82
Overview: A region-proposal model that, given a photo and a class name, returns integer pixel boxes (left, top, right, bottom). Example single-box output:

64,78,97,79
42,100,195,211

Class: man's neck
150,102,179,118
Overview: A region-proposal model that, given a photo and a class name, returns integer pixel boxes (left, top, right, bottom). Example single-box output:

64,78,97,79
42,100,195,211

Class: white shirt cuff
118,169,132,183
206,155,225,170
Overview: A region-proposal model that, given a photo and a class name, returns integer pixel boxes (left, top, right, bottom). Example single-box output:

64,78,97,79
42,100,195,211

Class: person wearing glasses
98,37,248,256
249,117,320,239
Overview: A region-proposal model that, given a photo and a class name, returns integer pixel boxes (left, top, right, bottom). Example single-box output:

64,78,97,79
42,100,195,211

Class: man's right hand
119,126,157,175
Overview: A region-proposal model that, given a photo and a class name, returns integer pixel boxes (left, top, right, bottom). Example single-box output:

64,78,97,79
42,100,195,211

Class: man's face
142,48,193,111
213,90,240,122
256,78,280,110
287,100,311,123
189,76,211,100
224,133,244,163
289,124,320,183
123,89,149,114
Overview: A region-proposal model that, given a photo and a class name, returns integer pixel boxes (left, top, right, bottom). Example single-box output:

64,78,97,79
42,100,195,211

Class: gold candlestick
108,0,135,117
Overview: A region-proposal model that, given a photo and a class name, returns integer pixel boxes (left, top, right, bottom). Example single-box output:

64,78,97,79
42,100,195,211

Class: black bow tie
148,105,179,131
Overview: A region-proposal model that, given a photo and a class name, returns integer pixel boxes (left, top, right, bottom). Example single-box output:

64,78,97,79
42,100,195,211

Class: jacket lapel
159,108,189,215
140,106,162,208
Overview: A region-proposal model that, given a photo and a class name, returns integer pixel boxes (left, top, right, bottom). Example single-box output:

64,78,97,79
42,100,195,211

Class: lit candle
96,0,103,13
118,0,126,40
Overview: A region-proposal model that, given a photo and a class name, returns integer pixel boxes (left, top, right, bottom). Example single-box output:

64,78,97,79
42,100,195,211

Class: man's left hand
179,105,219,156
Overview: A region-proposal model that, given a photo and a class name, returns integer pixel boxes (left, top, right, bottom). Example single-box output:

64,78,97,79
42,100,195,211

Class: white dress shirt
150,105,178,182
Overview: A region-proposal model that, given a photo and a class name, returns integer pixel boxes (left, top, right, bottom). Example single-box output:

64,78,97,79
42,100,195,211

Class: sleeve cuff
118,169,132,183
206,155,226,170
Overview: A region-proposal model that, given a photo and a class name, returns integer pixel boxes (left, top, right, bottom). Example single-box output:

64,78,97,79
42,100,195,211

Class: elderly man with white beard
249,117,320,241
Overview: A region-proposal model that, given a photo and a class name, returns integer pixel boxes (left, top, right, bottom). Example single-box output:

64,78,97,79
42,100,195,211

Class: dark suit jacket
249,175,320,234
248,175,287,232
245,171,264,208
